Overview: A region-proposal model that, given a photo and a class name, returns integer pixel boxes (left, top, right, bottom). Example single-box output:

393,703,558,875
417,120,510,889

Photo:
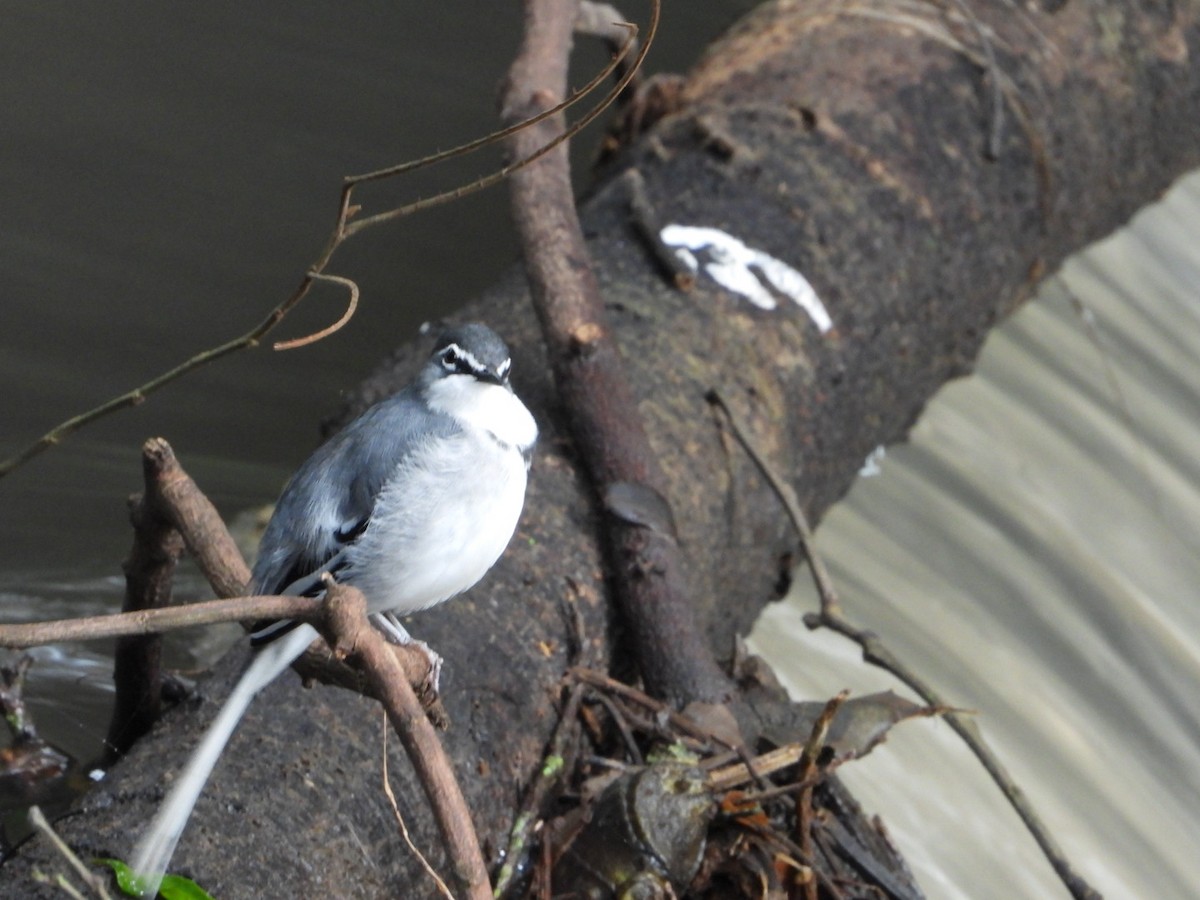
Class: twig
575,2,644,95
0,594,322,649
30,871,88,900
343,19,634,191
26,806,113,900
796,691,846,900
273,272,361,351
589,691,645,765
318,577,490,900
707,387,1102,900
623,168,696,290
724,758,853,808
0,592,440,714
599,699,710,755
493,681,586,899
0,321,276,480
945,0,1006,158
569,668,732,750
29,873,87,900
832,1,1050,212
337,21,643,238
705,389,844,618
707,741,808,792
381,711,455,900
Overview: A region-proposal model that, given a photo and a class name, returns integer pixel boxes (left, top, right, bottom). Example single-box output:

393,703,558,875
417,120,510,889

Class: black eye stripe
441,344,468,371
438,343,508,381
442,344,490,372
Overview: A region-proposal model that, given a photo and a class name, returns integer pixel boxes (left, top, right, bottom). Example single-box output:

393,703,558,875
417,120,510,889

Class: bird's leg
372,612,443,694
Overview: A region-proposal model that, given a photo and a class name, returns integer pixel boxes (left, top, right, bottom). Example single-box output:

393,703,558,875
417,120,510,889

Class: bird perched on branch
131,322,537,894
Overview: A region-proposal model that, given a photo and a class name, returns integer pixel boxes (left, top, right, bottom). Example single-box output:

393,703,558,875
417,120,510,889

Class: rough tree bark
5,2,1199,897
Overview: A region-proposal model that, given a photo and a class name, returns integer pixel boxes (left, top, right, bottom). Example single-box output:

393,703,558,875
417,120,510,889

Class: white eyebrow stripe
444,344,484,373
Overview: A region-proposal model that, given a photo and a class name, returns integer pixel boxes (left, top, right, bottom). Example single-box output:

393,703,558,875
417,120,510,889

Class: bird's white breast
343,377,536,615
424,375,538,453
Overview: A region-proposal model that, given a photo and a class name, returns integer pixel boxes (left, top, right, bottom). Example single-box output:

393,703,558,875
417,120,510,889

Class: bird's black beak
480,370,507,386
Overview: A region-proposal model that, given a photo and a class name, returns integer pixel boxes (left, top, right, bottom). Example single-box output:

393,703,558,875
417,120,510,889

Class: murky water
750,171,1200,899
1,5,1197,897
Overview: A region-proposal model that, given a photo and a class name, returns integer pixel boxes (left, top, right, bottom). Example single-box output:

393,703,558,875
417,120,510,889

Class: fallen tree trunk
6,1,1199,897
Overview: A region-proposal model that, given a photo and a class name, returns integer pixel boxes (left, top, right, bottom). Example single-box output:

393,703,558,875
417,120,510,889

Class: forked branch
0,20,643,480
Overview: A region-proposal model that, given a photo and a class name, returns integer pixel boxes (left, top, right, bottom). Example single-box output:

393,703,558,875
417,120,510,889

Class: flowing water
750,171,1200,898
1,5,1196,897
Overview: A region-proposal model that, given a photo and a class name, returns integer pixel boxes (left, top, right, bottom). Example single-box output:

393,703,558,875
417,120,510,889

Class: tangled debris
497,666,944,899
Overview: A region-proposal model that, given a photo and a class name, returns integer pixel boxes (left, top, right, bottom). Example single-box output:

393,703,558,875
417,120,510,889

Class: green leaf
155,874,216,900
94,858,216,900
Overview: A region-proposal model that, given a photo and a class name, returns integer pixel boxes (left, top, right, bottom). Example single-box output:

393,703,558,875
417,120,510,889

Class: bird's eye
443,347,461,369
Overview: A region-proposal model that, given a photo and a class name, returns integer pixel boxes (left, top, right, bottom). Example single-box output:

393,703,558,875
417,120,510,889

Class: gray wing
250,388,461,595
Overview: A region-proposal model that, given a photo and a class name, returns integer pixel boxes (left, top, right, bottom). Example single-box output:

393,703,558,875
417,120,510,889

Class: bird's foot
372,612,443,695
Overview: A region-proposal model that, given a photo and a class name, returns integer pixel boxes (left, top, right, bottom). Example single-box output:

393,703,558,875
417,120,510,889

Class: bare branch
317,578,490,900
339,19,645,239
380,712,456,900
0,24,640,480
273,272,361,351
502,0,734,714
345,19,636,188
26,807,113,900
0,595,321,649
576,2,644,95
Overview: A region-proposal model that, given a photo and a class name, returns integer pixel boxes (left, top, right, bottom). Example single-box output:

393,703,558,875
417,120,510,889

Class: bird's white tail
130,623,318,897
